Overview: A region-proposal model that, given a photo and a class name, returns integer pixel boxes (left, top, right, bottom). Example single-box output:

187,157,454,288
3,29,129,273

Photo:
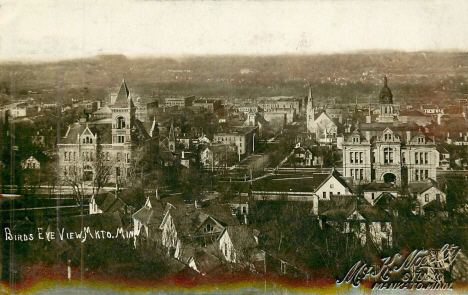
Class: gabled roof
316,168,352,193
399,109,427,117
223,225,257,251
200,203,239,227
113,79,131,108
252,174,329,193
374,192,396,206
364,181,398,192
320,196,357,219
319,195,357,217
355,205,391,222
99,192,126,213
408,179,439,195
132,202,165,226
134,119,151,140
60,121,112,144
408,131,434,145
344,129,369,144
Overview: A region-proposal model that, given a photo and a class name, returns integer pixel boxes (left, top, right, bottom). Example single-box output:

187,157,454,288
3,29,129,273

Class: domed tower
377,76,396,123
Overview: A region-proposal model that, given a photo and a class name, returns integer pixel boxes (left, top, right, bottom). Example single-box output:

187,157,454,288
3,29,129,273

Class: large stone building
342,77,439,186
58,79,151,184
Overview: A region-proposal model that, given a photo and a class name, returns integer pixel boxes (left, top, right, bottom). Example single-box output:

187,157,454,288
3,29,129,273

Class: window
353,136,359,143
117,153,121,162
415,152,419,164
118,136,125,143
371,193,375,200
425,170,428,179
323,192,326,199
204,223,213,233
116,117,126,129
330,184,334,189
425,194,429,202
381,223,387,232
106,152,110,161
126,153,130,163
402,152,406,164
64,152,67,161
350,152,354,163
116,167,120,177
384,148,393,164
242,206,247,214
350,169,354,178
415,170,419,181
425,152,428,164
73,152,76,161
360,152,363,163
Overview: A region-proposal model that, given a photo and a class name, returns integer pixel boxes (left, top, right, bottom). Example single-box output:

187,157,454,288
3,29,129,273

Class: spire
308,83,313,108
384,75,388,86
113,78,130,108
168,119,175,141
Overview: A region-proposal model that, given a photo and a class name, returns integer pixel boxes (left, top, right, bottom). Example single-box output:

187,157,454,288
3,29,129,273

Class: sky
0,0,468,61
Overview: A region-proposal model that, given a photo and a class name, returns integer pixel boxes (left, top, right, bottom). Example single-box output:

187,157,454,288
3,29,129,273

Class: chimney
182,151,185,159
244,214,248,225
366,115,371,123
406,131,411,143
365,131,371,141
460,132,463,138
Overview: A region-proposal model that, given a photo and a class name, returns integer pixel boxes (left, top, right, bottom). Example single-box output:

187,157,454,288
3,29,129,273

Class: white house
21,156,41,170
218,225,259,265
314,168,353,200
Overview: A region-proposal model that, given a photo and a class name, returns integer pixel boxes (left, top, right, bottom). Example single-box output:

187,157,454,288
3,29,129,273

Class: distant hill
1,52,467,105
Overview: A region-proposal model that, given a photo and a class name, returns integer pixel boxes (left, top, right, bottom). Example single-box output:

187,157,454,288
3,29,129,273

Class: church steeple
307,83,315,133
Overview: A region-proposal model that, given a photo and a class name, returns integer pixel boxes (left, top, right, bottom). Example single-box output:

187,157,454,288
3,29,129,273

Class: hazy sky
1,0,467,61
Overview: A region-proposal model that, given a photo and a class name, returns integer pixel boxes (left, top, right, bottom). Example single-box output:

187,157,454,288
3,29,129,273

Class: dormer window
82,136,93,144
417,137,425,144
384,134,393,141
353,136,360,143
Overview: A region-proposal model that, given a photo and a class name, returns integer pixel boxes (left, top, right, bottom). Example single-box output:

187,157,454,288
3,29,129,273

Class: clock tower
377,76,396,123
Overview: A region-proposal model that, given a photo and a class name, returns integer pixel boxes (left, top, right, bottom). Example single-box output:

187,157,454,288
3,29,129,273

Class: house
398,109,433,126
288,142,324,167
408,179,446,216
363,182,399,206
89,192,126,215
250,168,352,212
20,152,49,170
213,126,258,157
218,225,261,266
321,198,393,251
438,147,450,170
420,104,442,114
132,196,166,246
310,112,341,144
21,156,41,170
